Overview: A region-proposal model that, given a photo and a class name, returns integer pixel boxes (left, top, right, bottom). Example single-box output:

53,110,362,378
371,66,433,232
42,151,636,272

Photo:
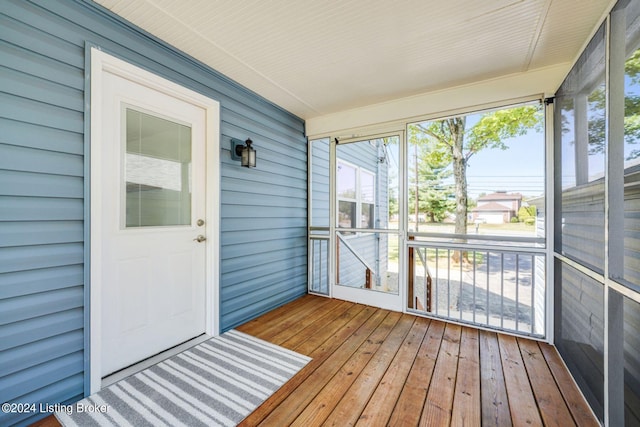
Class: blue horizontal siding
0,197,84,221
0,286,84,325
5,374,83,427
223,217,307,232
0,171,84,198
0,266,84,299
0,144,83,177
221,273,308,327
0,118,84,155
222,237,306,260
222,256,307,289
221,245,307,274
0,65,84,111
0,308,83,352
2,352,84,405
0,244,84,274
0,93,83,133
3,330,83,379
0,1,306,425
221,228,307,247
0,12,85,68
0,39,84,90
0,221,83,247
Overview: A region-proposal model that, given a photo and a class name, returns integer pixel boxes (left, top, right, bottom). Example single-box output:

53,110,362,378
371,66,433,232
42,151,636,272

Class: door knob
193,235,206,242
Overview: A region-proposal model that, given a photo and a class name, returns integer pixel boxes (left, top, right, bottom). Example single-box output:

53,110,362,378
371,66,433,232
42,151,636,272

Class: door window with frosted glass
124,108,192,228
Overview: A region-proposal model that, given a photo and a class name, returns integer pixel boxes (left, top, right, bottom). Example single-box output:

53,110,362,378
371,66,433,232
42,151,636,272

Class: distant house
472,191,523,224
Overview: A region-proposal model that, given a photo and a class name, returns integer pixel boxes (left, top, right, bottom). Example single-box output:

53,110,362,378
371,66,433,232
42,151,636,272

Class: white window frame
336,159,376,233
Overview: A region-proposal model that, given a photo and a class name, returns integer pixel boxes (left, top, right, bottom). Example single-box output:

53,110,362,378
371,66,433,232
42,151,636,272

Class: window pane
361,171,375,203
556,24,606,273
361,203,373,228
337,162,356,199
407,103,544,239
125,108,192,228
338,201,356,228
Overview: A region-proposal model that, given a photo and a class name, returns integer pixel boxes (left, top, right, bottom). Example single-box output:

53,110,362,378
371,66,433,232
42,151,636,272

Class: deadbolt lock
197,219,205,226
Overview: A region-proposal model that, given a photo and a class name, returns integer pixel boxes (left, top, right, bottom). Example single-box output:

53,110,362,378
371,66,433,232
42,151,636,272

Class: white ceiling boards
94,0,613,125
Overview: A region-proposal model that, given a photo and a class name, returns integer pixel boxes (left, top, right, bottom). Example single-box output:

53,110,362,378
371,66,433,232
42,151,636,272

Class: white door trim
89,48,220,394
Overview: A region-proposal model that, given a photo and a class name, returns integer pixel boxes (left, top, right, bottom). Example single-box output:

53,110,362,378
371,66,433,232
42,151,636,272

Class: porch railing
309,235,330,295
310,231,546,338
408,241,546,337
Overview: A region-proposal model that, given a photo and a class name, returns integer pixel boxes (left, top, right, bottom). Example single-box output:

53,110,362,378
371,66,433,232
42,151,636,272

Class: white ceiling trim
306,63,569,138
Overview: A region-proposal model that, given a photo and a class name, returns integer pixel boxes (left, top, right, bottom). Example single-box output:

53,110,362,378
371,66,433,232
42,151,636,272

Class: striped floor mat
56,330,311,426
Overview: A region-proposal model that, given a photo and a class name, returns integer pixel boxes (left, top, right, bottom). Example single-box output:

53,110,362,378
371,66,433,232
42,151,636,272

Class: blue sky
464,129,545,198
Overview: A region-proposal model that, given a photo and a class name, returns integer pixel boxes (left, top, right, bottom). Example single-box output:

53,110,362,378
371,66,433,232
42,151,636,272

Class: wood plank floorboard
498,334,544,427
388,319,445,426
451,327,481,426
519,338,576,427
239,296,600,427
479,329,512,427
420,323,462,426
32,295,599,427
538,343,601,427
355,316,431,426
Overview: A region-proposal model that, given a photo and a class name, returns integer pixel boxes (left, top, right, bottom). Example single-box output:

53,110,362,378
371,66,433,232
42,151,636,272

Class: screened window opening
555,24,606,274
406,102,547,337
407,102,545,241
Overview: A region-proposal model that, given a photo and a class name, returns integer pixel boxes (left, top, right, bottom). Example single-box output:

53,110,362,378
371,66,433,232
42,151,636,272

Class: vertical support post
336,237,340,284
408,235,415,309
365,269,372,289
486,251,490,326
516,253,520,332
426,266,432,312
606,8,626,426
500,252,505,329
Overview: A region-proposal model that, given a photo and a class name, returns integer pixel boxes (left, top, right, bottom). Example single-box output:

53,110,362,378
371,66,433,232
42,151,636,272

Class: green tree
582,48,640,159
411,146,455,222
517,205,536,222
411,105,543,241
408,129,456,223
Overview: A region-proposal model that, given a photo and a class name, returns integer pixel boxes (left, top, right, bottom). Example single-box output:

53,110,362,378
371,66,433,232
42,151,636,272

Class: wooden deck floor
235,295,599,427
33,294,599,427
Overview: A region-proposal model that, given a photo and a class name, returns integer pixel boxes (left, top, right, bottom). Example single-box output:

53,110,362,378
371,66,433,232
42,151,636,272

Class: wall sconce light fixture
230,138,257,168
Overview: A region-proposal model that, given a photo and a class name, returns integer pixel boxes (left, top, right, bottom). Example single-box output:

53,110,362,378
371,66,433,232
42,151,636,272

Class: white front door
99,69,207,377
